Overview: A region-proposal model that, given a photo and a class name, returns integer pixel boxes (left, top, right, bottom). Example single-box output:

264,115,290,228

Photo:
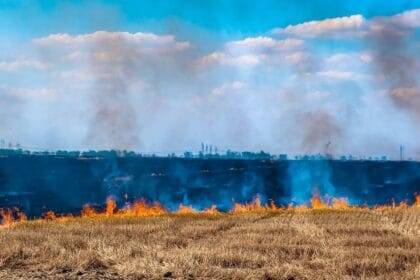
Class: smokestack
400,145,404,161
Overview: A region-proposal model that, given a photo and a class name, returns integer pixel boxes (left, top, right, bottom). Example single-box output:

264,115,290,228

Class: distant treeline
0,148,277,160
0,148,406,162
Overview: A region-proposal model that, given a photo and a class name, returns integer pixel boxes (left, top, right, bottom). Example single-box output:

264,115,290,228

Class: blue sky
0,1,419,158
2,0,420,44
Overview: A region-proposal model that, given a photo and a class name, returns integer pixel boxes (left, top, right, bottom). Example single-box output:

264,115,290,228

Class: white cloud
359,53,373,63
272,9,420,39
212,81,245,96
34,31,190,54
284,51,308,64
196,36,305,68
31,31,193,84
317,70,368,81
0,85,55,100
390,8,420,28
274,15,366,37
0,60,48,72
31,31,192,72
326,52,372,65
28,31,194,150
1,13,419,155
226,37,303,52
197,52,264,67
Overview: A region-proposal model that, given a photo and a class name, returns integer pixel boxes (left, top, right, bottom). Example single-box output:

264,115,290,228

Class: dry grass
0,208,419,279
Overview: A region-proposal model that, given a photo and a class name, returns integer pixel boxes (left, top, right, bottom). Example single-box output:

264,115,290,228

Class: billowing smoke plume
369,15,420,119
33,32,191,151
300,111,342,154
86,39,140,150
2,9,419,157
0,86,27,144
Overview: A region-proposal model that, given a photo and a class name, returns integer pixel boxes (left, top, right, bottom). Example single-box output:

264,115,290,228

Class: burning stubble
0,198,419,279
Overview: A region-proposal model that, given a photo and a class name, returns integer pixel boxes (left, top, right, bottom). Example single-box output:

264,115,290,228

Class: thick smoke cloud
390,87,420,118
300,111,343,154
363,11,420,157
86,38,140,149
33,32,191,150
368,22,420,119
0,87,22,141
271,9,420,158
0,9,419,159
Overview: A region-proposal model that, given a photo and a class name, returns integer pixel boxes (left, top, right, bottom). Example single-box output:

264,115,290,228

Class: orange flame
231,196,268,214
43,211,57,220
176,204,197,214
332,198,349,210
0,209,14,227
311,195,329,210
105,197,117,216
17,211,27,222
0,208,27,227
81,204,98,217
2,194,420,227
269,200,279,210
202,205,221,215
293,204,310,213
122,200,166,217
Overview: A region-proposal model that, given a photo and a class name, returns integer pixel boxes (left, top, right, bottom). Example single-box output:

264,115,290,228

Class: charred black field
0,154,419,217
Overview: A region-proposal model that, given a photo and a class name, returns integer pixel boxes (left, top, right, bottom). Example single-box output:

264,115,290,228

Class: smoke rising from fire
369,22,420,119
32,32,192,150
300,111,343,154
0,8,419,158
86,38,140,150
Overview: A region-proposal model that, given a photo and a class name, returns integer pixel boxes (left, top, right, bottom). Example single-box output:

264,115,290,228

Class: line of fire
1,145,419,224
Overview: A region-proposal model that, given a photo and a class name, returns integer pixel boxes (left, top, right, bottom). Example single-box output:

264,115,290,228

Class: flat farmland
0,207,419,279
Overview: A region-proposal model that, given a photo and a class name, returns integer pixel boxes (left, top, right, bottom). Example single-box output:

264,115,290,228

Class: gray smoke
0,87,24,143
369,18,420,118
299,111,343,154
86,41,140,150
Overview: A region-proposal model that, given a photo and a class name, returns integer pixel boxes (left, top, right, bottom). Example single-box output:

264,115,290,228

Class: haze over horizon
1,1,420,159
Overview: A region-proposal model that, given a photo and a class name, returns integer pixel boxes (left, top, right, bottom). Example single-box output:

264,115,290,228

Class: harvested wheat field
0,205,419,280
